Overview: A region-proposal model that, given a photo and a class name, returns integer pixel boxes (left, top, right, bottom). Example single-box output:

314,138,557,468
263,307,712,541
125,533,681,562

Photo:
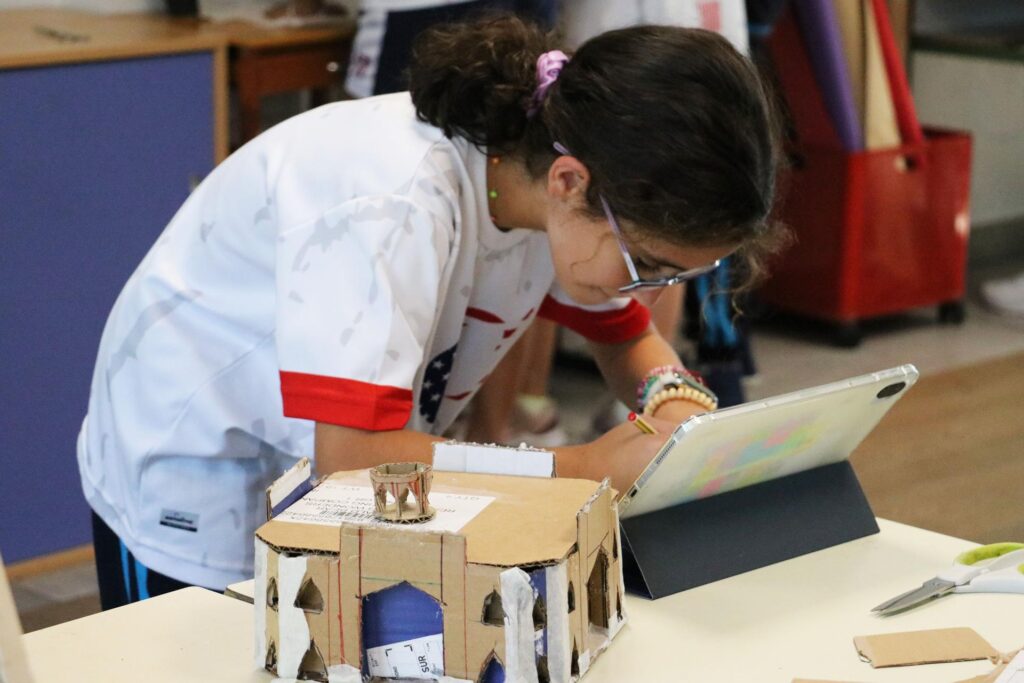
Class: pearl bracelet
642,385,718,416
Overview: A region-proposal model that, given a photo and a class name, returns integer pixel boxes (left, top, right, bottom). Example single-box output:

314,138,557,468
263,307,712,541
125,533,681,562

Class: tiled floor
10,263,1024,632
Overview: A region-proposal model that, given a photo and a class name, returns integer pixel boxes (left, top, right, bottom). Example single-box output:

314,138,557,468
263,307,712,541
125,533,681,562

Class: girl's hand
558,416,675,498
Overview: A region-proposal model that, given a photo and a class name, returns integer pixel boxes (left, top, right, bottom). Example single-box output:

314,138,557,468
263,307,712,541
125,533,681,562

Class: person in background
79,14,784,608
345,0,559,98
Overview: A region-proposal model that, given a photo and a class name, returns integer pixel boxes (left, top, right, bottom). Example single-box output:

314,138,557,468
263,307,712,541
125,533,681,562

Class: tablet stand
619,460,879,599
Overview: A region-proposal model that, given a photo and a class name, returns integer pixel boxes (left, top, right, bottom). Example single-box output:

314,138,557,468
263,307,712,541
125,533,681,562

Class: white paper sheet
365,633,445,679
275,480,493,533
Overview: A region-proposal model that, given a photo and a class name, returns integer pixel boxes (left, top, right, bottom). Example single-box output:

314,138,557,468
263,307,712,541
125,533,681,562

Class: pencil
627,411,657,435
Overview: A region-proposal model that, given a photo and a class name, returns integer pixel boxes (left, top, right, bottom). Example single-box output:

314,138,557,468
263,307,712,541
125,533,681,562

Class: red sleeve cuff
538,296,651,344
280,371,413,430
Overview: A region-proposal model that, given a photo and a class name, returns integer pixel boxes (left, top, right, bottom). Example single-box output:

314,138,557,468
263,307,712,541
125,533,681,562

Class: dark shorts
90,511,198,610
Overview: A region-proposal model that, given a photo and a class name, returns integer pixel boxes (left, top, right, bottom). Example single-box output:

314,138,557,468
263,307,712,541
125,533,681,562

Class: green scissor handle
955,542,1024,566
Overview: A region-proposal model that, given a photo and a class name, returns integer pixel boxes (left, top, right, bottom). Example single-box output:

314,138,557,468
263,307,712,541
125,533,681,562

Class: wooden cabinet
0,10,227,563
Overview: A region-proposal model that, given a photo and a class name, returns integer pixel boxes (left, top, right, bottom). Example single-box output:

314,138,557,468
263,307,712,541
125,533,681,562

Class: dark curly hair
408,15,788,285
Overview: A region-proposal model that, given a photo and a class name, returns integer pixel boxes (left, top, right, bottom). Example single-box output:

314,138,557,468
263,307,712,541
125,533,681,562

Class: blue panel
361,582,443,652
528,568,548,657
0,53,214,562
480,656,506,683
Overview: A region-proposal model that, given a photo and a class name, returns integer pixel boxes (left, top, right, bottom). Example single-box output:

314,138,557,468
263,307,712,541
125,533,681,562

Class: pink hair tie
527,49,569,118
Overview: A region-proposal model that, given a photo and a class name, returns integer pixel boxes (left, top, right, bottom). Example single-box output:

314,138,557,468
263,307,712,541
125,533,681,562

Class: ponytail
408,15,556,153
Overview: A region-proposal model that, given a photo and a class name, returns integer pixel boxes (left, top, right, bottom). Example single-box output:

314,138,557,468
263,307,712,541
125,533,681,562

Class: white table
23,520,1024,682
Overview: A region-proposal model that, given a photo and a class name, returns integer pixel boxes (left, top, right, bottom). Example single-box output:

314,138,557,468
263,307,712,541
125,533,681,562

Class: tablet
618,365,919,520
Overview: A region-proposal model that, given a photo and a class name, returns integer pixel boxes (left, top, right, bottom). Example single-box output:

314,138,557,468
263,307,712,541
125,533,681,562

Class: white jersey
78,93,650,589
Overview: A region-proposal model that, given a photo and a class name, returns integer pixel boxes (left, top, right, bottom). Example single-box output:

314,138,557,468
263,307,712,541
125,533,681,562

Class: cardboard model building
254,459,625,682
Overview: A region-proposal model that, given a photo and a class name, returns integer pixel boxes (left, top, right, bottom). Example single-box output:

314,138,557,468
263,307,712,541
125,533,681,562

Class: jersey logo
159,509,199,533
419,343,457,424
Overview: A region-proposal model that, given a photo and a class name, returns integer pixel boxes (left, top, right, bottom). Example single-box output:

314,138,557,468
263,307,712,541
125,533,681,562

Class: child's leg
91,511,192,610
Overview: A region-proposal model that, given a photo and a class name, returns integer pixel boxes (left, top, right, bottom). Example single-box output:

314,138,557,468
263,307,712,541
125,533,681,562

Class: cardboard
0,551,35,683
854,627,999,668
950,648,1022,683
620,461,879,599
255,469,625,681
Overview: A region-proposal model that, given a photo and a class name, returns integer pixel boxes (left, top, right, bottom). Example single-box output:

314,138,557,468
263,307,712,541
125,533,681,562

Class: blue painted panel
480,656,506,683
0,53,214,562
361,581,444,650
528,567,548,657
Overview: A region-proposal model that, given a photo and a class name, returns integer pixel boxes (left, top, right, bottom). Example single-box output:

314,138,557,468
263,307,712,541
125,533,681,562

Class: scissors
872,542,1024,616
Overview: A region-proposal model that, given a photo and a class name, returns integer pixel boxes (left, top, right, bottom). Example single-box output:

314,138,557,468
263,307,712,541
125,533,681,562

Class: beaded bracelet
642,384,718,416
635,365,692,405
636,365,718,416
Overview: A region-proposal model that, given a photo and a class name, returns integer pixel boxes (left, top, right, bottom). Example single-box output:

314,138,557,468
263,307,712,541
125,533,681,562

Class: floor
552,263,1024,442
9,262,1024,633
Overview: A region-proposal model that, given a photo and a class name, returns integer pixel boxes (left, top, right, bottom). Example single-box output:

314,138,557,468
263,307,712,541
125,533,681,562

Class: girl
79,15,783,607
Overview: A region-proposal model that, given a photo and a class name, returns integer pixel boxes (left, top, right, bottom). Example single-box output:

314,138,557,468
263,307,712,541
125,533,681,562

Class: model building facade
254,467,625,682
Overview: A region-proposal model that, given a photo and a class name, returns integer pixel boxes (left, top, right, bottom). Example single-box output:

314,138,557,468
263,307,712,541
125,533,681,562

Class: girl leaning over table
77,14,785,607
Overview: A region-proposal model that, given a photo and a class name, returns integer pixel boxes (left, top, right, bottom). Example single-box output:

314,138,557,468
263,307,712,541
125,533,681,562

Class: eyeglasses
552,141,722,293
600,195,722,293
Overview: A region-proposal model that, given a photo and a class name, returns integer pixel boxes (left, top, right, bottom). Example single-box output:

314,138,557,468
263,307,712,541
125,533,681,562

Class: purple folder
793,0,864,151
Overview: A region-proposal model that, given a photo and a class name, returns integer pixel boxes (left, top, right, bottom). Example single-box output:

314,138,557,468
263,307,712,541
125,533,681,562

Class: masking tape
544,562,571,683
501,566,540,683
276,554,310,679
254,538,269,670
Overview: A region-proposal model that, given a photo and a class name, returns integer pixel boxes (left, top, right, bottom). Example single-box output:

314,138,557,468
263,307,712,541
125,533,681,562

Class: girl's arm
587,323,708,425
315,415,673,498
315,422,445,473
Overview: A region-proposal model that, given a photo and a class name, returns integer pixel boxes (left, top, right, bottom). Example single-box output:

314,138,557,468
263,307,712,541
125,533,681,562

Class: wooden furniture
217,19,355,144
24,521,1021,682
0,9,227,564
0,8,356,566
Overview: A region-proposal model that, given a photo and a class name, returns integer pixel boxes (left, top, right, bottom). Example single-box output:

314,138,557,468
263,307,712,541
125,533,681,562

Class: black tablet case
619,460,879,599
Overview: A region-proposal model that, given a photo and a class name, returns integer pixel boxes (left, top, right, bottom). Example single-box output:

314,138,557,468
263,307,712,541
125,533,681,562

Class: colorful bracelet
636,365,718,415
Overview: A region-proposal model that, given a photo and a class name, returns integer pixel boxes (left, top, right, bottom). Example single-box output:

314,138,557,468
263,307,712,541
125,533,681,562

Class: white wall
912,52,1024,228
914,0,1024,33
912,0,1024,228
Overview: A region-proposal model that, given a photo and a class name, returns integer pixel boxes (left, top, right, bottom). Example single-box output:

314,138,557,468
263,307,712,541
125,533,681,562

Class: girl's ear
547,155,591,202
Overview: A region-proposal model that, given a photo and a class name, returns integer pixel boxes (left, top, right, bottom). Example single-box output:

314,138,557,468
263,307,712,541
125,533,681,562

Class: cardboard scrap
955,648,1024,683
992,649,1024,683
854,627,999,668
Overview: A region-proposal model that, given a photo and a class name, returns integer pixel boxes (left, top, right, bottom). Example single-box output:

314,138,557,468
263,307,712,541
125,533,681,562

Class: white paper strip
253,538,270,670
275,480,493,532
578,649,591,678
608,520,627,640
267,458,312,511
276,554,310,679
365,633,445,679
544,562,571,683
501,567,539,683
432,442,555,478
